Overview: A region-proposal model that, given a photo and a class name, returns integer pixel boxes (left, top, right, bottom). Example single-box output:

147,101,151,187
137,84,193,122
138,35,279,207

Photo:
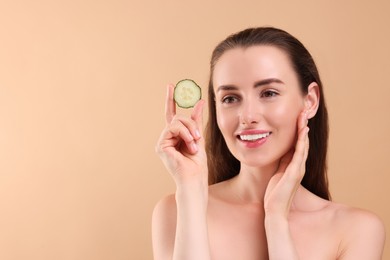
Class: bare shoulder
153,193,177,219
329,201,386,259
152,193,177,233
294,188,385,259
297,187,385,234
330,201,385,236
152,194,177,259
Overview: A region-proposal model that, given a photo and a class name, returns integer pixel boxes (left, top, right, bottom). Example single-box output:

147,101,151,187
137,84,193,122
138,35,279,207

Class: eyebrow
216,78,285,92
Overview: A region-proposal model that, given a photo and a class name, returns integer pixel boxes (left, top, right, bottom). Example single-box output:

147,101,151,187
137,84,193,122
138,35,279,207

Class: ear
304,82,320,119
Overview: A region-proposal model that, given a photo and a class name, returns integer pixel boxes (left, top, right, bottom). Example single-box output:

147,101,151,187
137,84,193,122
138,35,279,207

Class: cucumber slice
174,79,202,108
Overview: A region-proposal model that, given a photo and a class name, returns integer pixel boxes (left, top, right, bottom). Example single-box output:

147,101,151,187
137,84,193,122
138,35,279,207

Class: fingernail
195,129,201,139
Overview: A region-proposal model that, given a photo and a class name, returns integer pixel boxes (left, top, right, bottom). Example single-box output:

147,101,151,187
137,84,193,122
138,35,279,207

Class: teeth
240,132,270,141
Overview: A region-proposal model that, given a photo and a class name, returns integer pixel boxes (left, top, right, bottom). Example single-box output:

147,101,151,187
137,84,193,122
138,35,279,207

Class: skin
153,46,385,260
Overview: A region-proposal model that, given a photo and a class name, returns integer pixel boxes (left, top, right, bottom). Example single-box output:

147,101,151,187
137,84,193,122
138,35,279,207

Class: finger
175,115,202,142
301,127,310,172
298,110,308,132
190,99,205,137
162,120,199,155
170,116,203,154
165,84,176,124
298,110,310,168
286,126,309,181
283,110,308,173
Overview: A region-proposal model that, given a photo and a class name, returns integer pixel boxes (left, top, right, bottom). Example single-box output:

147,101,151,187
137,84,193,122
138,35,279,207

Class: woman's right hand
155,84,207,186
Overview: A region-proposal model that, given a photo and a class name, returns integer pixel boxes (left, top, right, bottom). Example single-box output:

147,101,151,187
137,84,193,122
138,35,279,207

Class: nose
239,99,260,125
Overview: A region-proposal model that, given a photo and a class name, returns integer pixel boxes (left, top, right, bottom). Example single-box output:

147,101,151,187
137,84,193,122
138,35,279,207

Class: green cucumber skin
174,79,202,108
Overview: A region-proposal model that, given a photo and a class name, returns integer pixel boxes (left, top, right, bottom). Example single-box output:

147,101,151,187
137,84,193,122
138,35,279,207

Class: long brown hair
205,27,331,200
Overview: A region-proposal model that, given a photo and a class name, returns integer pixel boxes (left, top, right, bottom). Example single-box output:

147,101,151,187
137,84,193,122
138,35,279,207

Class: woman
153,27,385,259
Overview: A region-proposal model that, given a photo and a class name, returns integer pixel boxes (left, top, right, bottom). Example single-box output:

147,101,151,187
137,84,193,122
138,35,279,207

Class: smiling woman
153,27,385,260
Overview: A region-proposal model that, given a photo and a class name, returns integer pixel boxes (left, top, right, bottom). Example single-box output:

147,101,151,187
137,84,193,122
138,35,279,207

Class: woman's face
213,45,306,167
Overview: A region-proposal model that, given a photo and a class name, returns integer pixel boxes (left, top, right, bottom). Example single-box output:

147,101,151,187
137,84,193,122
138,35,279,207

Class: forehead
213,45,297,87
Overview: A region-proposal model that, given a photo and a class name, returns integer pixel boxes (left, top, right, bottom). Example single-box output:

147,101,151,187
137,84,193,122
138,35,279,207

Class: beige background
0,0,389,259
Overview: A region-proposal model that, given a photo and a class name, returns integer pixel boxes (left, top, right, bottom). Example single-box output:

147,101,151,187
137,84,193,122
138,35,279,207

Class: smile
238,132,271,142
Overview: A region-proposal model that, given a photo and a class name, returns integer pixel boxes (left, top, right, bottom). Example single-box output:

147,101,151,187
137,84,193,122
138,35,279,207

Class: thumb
190,100,206,154
191,99,205,136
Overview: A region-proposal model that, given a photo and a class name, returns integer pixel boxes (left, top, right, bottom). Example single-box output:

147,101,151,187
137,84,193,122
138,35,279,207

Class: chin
236,153,279,169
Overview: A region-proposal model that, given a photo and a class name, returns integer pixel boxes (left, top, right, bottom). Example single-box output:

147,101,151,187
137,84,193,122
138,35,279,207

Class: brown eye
261,90,278,98
222,96,239,104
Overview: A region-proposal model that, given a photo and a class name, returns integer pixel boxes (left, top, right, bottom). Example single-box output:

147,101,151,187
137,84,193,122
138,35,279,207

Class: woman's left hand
264,110,309,218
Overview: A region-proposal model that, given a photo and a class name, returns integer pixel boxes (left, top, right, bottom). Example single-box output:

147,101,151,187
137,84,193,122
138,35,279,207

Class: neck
228,162,279,204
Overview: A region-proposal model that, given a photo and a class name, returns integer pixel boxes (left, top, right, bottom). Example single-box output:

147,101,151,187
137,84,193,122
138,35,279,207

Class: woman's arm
152,184,210,260
173,182,210,260
152,84,210,260
264,215,299,259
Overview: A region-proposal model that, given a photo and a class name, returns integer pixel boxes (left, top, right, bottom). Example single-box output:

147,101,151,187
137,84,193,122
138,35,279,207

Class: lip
236,129,272,149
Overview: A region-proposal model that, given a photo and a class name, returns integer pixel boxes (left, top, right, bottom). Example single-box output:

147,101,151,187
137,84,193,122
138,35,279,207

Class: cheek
270,95,303,124
216,109,229,133
216,108,236,139
271,106,298,127
266,101,302,141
